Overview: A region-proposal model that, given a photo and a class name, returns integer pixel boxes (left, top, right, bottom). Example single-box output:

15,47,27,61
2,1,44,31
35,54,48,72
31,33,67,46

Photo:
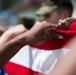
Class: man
0,21,59,68
4,0,74,75
0,16,74,74
36,0,73,24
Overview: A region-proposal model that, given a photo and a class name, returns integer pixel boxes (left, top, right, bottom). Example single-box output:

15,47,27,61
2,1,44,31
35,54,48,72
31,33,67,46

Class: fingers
49,23,58,30
58,17,76,30
58,17,76,25
46,33,63,40
40,21,58,30
34,21,41,26
58,19,69,29
33,21,58,31
34,17,76,31
66,17,76,22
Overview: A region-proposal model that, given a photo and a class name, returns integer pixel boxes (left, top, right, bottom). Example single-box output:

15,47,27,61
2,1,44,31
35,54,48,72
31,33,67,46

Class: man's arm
47,36,76,75
0,24,28,45
0,21,58,68
0,36,26,69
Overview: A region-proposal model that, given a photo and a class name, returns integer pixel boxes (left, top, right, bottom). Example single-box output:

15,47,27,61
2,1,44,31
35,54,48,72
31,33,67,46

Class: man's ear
60,10,70,19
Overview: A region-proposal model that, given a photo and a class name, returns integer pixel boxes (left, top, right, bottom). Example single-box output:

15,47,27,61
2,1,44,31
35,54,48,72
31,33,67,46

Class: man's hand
19,21,62,45
58,18,76,30
0,21,63,67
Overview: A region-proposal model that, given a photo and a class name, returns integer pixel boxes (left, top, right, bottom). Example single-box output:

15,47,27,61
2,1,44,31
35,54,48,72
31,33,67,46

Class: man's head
36,0,73,24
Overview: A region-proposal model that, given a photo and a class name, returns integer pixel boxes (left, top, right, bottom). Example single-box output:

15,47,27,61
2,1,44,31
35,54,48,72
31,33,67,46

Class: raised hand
58,17,76,30
16,21,61,45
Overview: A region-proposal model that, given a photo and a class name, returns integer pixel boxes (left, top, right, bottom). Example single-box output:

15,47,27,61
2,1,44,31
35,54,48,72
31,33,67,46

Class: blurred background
0,0,76,29
0,0,42,29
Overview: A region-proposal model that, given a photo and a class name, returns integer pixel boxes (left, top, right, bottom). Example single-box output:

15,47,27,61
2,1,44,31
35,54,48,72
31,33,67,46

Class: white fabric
10,45,66,73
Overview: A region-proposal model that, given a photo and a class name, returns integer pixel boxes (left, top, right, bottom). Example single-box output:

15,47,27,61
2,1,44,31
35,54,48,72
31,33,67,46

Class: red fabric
70,22,76,30
4,62,40,75
29,39,63,50
56,22,76,37
56,22,76,46
30,22,76,50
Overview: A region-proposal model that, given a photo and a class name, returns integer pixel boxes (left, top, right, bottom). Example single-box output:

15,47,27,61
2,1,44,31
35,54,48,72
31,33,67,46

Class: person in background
36,0,73,24
1,17,74,74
